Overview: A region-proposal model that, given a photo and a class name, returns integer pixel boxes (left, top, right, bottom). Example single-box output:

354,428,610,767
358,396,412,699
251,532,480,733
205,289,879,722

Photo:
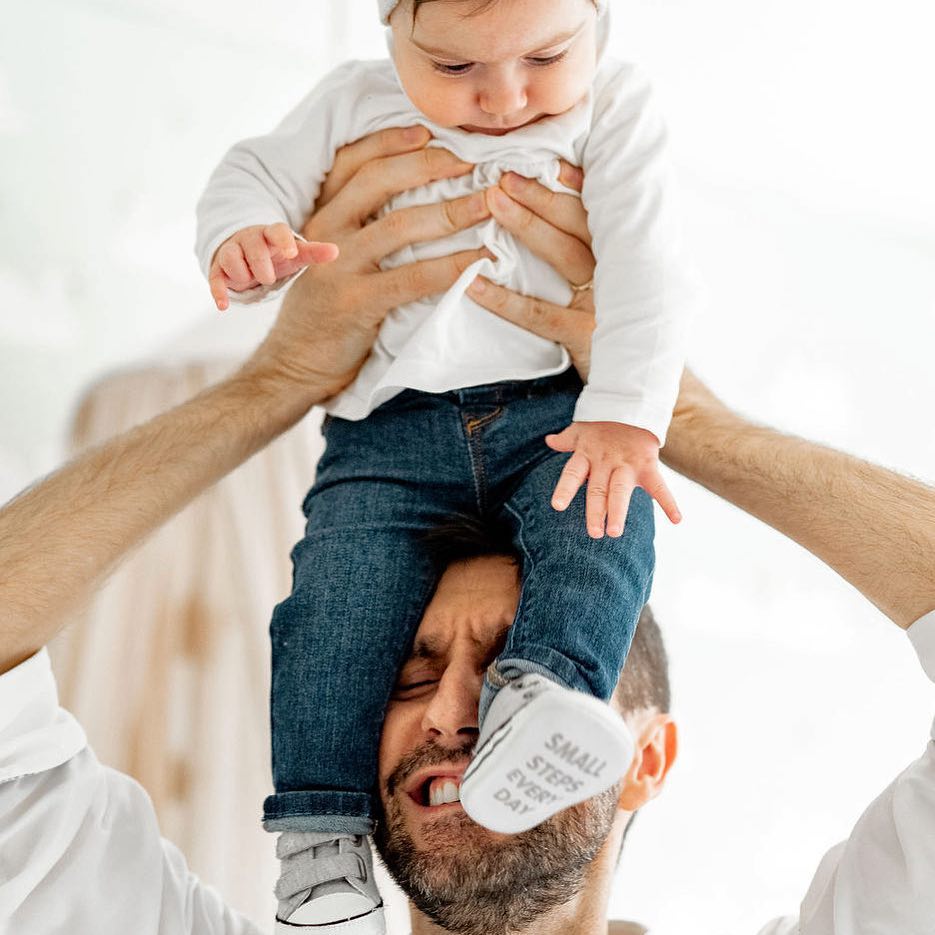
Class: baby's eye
525,50,569,67
432,61,475,76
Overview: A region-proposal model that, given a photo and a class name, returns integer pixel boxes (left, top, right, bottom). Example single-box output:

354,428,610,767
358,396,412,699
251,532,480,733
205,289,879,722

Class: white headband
378,0,607,25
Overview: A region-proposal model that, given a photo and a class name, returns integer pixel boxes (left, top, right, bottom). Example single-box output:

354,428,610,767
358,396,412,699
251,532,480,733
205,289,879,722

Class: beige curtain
50,360,321,924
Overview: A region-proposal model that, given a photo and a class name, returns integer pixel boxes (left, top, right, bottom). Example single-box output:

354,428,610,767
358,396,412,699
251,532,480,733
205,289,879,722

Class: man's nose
478,68,528,118
420,662,481,743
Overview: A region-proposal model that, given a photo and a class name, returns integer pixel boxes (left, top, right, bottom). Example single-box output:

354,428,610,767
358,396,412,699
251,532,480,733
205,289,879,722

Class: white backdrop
2,0,934,932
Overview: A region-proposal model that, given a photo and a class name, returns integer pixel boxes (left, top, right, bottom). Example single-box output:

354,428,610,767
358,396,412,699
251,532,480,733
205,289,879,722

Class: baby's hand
546,421,682,539
209,224,338,311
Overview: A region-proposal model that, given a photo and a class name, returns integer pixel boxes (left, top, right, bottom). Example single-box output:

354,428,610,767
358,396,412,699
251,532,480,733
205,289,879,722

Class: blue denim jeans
262,370,655,834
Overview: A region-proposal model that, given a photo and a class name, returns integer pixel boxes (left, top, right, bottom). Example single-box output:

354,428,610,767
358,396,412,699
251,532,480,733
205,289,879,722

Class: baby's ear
617,713,677,811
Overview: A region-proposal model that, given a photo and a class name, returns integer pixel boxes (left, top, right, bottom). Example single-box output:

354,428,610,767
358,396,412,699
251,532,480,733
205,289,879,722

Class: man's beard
373,740,620,935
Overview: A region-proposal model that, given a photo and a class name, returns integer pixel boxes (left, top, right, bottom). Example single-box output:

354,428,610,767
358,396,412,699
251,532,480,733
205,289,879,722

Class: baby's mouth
459,114,545,136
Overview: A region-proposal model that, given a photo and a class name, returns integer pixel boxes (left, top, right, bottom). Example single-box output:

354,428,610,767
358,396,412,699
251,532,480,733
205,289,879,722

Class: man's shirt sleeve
758,609,935,935
0,650,264,935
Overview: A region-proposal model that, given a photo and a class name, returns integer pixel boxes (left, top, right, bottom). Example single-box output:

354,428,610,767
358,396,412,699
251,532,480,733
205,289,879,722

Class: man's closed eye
393,678,439,697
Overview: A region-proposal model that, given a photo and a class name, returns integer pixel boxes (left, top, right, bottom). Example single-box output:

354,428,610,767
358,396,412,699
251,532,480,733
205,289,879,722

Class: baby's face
391,0,599,135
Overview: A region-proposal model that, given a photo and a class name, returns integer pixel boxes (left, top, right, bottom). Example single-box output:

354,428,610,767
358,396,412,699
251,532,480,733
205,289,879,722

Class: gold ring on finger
568,278,594,294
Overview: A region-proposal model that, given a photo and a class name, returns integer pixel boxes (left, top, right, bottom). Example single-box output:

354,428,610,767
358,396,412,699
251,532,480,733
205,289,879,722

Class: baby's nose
479,77,528,118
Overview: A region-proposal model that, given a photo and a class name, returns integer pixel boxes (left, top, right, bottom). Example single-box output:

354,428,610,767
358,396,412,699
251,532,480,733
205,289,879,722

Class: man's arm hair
662,371,935,630
0,362,323,676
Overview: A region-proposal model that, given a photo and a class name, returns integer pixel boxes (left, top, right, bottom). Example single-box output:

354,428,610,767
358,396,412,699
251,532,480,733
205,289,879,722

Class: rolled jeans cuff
478,646,584,725
263,791,374,835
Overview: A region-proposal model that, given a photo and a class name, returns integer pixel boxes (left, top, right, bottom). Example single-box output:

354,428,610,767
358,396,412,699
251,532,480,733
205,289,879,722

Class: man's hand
548,421,682,538
460,166,935,629
0,126,492,674
209,224,339,311
244,126,492,404
463,168,684,535
466,165,596,381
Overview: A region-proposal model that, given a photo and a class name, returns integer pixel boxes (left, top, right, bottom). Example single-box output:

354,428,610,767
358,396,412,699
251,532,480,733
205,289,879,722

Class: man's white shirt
2,611,935,935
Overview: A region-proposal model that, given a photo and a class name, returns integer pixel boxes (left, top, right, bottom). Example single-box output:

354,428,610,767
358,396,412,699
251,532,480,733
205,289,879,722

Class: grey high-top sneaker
460,674,635,834
274,831,384,935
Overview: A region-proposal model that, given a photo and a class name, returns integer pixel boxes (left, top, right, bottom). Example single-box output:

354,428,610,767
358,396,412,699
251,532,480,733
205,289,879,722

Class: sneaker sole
460,690,634,834
274,905,385,935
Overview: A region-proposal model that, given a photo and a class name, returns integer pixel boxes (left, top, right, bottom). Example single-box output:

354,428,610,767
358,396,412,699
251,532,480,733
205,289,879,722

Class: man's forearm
663,373,935,629
0,361,320,675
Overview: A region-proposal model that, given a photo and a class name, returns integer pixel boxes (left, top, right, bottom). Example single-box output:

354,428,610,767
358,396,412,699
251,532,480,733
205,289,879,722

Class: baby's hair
410,0,598,20
411,0,499,18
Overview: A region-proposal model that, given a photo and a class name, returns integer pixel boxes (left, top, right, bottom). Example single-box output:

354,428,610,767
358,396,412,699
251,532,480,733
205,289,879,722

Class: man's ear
617,713,677,811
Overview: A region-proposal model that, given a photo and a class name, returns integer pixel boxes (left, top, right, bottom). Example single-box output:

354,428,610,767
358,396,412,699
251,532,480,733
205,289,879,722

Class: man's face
374,555,620,933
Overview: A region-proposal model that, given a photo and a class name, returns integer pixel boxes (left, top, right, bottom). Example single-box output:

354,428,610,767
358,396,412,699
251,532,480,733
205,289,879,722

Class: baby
196,1,696,932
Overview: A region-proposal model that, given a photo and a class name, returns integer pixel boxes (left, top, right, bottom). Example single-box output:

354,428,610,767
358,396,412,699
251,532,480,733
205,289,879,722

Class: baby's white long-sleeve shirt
195,57,697,443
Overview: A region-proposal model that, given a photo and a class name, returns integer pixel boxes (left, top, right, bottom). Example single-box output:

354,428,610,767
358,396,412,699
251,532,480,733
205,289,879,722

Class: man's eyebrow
411,22,586,60
408,635,447,662
406,628,507,666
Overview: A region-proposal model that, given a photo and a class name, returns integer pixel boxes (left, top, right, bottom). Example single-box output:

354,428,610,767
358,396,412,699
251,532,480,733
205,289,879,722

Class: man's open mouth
424,776,462,807
404,766,467,809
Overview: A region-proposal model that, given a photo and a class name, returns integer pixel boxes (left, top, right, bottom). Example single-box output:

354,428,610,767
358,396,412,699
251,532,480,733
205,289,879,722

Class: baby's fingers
241,228,277,285
217,240,252,287
545,424,579,453
264,223,299,260
209,268,230,312
606,470,635,538
552,451,590,513
641,468,682,525
585,466,611,539
294,240,341,265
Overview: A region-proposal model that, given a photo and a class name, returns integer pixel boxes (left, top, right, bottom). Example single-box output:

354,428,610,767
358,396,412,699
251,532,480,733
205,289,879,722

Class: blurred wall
0,0,383,497
2,1,935,933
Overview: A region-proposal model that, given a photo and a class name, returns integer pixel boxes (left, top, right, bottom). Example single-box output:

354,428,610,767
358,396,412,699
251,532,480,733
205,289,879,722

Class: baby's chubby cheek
397,73,472,128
